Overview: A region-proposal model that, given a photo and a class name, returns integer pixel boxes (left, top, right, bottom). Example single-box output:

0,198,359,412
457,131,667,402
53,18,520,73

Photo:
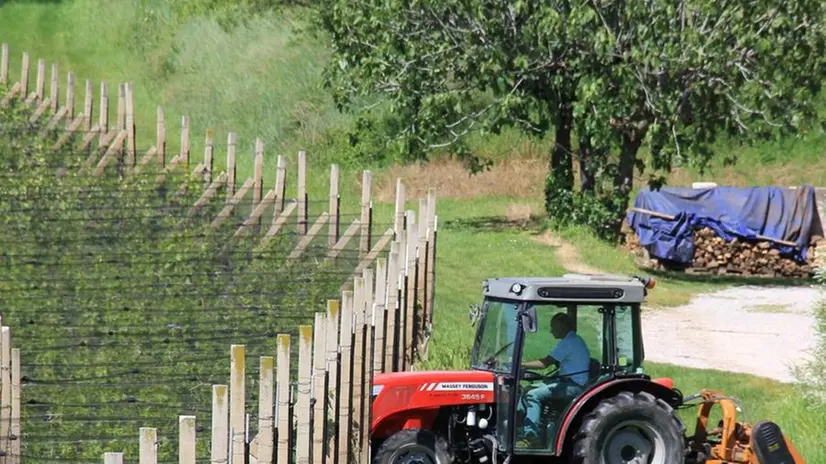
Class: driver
518,312,590,444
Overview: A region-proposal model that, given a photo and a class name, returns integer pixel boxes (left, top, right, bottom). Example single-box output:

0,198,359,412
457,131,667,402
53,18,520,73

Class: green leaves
319,0,826,236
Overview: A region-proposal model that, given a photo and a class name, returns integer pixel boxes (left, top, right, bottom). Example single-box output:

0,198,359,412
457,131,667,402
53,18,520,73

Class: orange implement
687,389,806,464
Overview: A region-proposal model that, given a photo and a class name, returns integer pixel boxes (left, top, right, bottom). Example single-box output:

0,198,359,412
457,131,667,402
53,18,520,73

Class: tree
319,0,826,235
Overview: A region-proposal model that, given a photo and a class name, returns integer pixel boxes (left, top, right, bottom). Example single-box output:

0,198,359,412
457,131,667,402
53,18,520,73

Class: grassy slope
0,0,354,200
2,0,825,460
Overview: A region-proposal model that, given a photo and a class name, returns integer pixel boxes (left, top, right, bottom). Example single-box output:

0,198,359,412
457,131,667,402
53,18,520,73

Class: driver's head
550,313,573,339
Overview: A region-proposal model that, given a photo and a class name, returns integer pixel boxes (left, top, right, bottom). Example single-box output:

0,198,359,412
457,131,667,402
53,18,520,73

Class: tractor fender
553,377,681,455
371,407,441,441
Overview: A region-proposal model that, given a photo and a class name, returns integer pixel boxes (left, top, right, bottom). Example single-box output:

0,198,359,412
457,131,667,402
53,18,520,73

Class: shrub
794,267,826,409
544,174,624,242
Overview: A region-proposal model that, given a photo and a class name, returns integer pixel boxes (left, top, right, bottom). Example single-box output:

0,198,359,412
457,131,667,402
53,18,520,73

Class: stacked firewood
691,227,815,277
625,227,816,278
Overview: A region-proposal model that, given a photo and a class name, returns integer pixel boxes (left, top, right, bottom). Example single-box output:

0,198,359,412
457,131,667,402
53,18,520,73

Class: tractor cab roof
482,273,651,304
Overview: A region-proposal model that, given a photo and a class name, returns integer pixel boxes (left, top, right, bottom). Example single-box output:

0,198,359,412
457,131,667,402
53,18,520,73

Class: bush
794,268,826,409
544,174,624,242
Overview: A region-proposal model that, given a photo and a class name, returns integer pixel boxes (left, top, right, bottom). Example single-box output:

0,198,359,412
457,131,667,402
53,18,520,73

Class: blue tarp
626,185,823,264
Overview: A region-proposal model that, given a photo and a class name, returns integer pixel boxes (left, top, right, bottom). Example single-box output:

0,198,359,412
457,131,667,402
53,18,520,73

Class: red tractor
370,274,805,464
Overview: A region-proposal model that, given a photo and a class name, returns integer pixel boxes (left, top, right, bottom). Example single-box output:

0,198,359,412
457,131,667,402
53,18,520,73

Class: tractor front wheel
572,391,685,464
373,429,452,464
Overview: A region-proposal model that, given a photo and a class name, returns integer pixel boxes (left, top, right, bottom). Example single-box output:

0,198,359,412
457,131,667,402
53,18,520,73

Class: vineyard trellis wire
0,43,438,463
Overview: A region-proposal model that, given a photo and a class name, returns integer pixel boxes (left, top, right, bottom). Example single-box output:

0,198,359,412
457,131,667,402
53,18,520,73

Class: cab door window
514,304,605,452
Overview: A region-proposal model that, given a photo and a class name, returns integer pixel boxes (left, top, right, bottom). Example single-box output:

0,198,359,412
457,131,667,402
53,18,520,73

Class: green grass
646,363,826,462
0,0,356,196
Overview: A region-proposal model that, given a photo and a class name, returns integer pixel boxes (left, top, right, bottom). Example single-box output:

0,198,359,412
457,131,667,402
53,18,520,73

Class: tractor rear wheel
372,429,452,464
572,391,685,464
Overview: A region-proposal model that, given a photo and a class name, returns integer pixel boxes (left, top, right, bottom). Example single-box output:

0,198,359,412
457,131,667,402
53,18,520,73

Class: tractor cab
470,273,653,456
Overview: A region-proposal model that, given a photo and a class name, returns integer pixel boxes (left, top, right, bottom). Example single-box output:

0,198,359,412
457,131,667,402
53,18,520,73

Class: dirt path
532,229,822,383
642,286,821,383
532,231,602,275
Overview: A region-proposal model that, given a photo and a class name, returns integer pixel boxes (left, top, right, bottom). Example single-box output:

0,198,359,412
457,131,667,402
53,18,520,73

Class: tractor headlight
510,283,523,295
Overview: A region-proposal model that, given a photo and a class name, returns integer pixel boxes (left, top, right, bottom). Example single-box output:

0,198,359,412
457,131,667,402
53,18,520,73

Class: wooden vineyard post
180,115,190,169
359,269,375,464
83,78,93,129
66,72,76,122
204,129,214,187
384,244,400,372
125,83,136,167
20,52,29,98
404,210,417,369
360,171,372,259
427,189,438,342
329,164,340,248
394,179,405,236
211,385,229,464
253,138,264,230
0,44,7,86
312,313,327,464
276,334,291,464
350,277,365,461
98,82,108,149
325,300,340,464
29,62,52,123
393,179,406,370
230,345,246,464
10,348,19,464
179,416,196,464
257,356,275,464
337,291,354,464
140,427,158,464
156,106,165,166
0,326,10,463
297,326,313,464
395,239,405,372
226,132,237,200
49,63,58,113
273,155,286,223
35,59,45,102
104,453,124,464
373,258,388,374
116,83,125,162
298,150,307,235
417,198,428,353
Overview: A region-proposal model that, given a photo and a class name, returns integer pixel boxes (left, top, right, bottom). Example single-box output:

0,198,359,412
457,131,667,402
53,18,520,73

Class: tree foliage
319,0,826,236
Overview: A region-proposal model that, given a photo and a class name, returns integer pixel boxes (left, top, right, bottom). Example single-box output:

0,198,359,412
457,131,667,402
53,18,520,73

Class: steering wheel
522,370,545,381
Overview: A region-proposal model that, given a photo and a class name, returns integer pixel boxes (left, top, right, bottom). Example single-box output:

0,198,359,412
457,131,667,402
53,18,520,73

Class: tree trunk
578,135,596,195
614,132,642,195
611,131,643,234
550,102,573,190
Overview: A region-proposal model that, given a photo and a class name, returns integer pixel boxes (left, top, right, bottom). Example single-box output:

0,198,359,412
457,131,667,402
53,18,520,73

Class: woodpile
691,227,814,277
627,227,816,278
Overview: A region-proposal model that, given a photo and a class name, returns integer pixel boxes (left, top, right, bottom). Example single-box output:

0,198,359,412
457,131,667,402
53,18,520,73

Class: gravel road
642,285,822,383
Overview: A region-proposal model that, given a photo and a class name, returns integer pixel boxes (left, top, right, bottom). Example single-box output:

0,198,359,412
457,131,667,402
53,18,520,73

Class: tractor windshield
471,299,520,372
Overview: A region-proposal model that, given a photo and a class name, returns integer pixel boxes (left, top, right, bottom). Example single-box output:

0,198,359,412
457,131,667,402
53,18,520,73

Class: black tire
571,391,685,464
373,429,452,464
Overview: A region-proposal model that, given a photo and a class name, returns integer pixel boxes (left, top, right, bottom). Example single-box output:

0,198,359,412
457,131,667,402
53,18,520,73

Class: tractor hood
373,369,496,391
371,370,496,438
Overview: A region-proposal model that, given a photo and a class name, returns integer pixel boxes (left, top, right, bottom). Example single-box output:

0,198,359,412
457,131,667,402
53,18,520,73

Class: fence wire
0,96,391,463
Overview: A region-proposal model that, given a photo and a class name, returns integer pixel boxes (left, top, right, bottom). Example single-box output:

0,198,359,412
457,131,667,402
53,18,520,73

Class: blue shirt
551,331,590,386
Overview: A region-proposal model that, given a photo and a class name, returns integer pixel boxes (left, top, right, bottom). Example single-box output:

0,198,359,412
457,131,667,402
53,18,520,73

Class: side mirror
521,306,538,333
469,303,482,327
